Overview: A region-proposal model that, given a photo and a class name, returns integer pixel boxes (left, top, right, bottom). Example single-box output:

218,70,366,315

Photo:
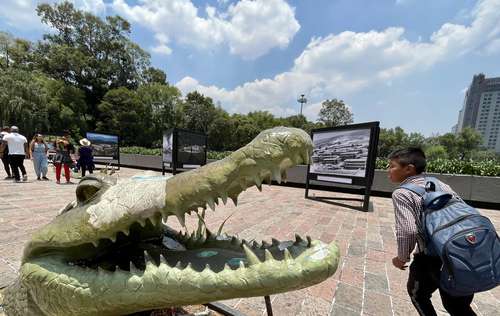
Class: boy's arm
392,189,419,263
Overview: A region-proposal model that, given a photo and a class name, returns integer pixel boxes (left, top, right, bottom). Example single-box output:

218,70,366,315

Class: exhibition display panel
306,121,380,211
86,132,120,167
162,128,208,175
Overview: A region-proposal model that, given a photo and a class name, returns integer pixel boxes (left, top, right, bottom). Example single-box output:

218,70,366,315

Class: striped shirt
392,174,460,262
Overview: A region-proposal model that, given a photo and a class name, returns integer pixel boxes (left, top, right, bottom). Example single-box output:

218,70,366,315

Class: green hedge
376,158,500,177
121,147,500,177
120,147,232,160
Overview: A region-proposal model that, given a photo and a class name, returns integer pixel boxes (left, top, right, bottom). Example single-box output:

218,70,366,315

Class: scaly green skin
3,127,340,316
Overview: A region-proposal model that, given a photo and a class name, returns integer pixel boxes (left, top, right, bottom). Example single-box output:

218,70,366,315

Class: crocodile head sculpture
3,127,339,316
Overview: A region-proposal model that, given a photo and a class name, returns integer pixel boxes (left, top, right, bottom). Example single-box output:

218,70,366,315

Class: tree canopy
317,99,354,127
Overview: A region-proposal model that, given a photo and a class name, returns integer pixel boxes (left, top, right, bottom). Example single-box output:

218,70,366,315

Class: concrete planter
118,154,500,206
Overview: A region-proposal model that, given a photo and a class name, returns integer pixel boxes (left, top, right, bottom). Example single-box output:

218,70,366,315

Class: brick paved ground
1,161,499,315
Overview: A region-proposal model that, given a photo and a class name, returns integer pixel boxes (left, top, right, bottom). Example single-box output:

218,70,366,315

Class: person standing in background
0,126,13,179
3,126,28,182
54,131,75,184
29,134,49,181
78,138,94,177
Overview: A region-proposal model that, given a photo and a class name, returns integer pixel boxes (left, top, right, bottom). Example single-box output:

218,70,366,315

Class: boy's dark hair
388,147,427,174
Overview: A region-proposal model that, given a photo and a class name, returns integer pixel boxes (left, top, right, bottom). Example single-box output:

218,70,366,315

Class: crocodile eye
75,175,107,203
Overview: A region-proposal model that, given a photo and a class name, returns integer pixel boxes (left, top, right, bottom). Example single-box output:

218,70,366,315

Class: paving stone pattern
1,161,500,315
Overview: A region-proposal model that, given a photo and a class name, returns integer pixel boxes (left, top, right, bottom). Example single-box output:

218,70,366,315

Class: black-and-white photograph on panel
162,131,173,163
311,128,371,178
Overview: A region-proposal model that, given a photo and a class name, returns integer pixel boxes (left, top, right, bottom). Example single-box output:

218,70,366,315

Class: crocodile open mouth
60,211,316,273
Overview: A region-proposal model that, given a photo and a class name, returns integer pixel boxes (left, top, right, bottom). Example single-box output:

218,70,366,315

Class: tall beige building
455,74,500,153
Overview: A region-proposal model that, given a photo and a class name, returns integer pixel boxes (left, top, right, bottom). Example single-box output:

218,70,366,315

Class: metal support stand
264,296,273,316
204,296,273,316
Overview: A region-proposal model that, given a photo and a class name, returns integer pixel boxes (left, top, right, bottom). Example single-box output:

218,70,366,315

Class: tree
96,88,146,146
377,127,408,157
35,2,151,126
436,133,460,159
207,108,235,151
281,114,308,129
142,67,167,85
457,127,483,160
425,145,448,160
182,91,217,133
0,69,49,136
137,83,182,143
0,31,33,70
317,99,353,127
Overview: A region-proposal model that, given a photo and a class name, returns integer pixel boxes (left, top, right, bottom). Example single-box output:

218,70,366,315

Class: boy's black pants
9,154,26,181
407,254,476,316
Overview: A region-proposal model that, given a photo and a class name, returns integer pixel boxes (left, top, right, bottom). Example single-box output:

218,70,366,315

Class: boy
388,148,476,316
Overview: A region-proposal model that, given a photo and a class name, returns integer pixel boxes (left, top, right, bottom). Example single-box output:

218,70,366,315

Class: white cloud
111,0,300,60
151,33,172,56
175,0,500,121
0,0,106,30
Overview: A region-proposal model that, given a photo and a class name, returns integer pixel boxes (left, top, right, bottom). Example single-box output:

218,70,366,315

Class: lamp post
297,94,307,116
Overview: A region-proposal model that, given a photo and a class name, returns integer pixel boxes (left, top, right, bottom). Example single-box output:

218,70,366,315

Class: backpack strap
398,183,426,196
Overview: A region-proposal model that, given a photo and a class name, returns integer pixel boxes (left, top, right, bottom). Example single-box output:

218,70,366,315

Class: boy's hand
392,256,408,270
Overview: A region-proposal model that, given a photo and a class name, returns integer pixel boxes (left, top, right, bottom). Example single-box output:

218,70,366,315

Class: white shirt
3,132,27,155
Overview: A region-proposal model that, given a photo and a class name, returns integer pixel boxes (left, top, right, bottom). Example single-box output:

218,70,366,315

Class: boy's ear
406,163,417,174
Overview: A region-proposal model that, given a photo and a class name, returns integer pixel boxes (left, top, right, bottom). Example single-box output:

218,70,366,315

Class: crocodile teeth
295,234,303,244
143,250,154,263
243,244,261,265
293,153,302,165
109,235,116,243
159,254,168,265
255,183,262,192
204,264,212,272
220,193,228,205
122,228,130,236
264,249,275,261
230,196,238,206
137,218,146,227
129,262,141,275
175,261,182,269
283,248,293,260
223,263,232,271
272,168,281,184
231,236,241,246
239,260,246,269
301,151,310,164
281,170,287,183
207,197,216,211
253,175,262,187
91,240,99,247
148,216,159,226
176,213,186,227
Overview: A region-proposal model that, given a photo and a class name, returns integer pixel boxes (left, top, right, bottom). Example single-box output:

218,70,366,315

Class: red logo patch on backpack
465,233,476,244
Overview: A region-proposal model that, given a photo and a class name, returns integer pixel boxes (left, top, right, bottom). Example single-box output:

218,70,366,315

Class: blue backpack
400,177,500,296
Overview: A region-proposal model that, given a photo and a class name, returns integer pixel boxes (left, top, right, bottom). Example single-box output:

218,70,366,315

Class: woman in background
78,138,94,177
54,132,74,184
29,134,49,181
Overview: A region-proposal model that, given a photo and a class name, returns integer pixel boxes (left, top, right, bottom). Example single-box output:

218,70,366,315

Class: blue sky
1,0,500,136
